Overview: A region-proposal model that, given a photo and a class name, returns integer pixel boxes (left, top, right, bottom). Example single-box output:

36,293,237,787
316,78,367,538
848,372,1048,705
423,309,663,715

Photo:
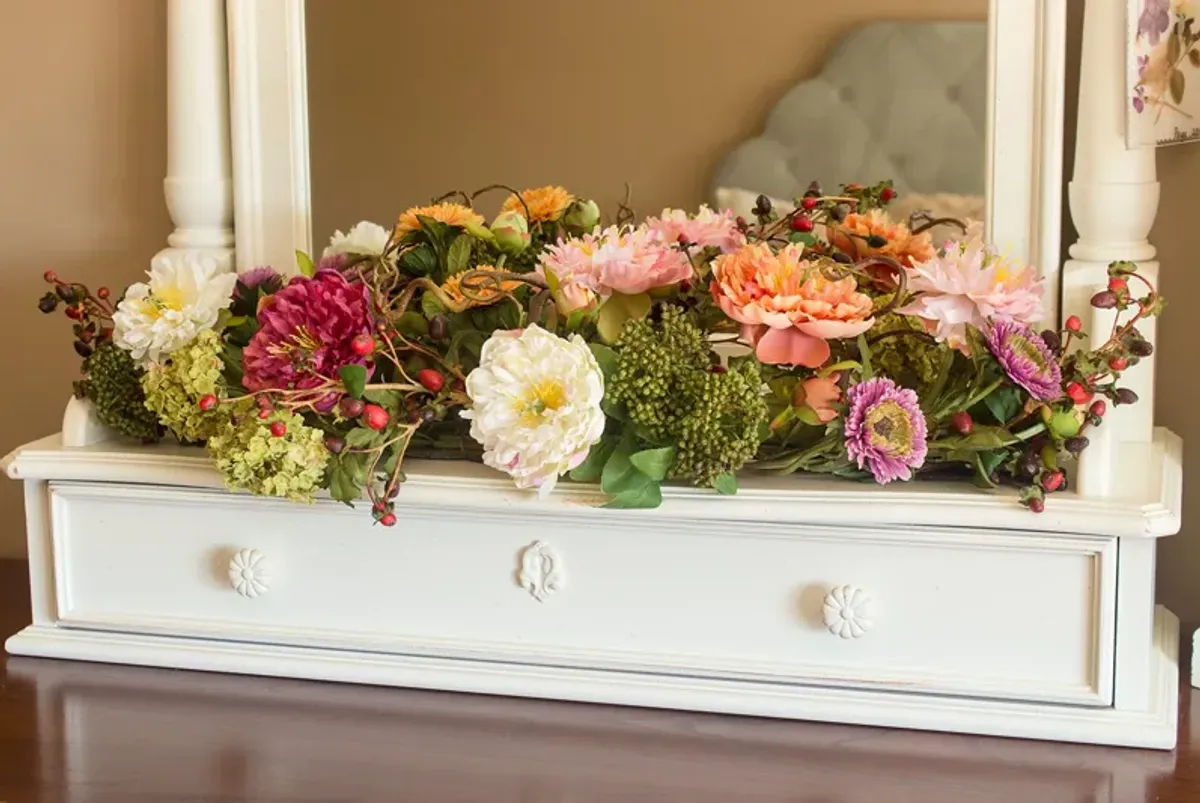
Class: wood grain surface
0,558,1195,803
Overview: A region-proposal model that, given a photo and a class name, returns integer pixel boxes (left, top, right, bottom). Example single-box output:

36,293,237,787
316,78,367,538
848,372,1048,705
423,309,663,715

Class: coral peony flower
396,202,485,235
501,185,575,223
844,377,928,484
710,243,874,368
440,265,522,309
646,205,746,254
896,240,1044,351
242,269,374,411
832,209,936,268
462,325,605,497
986,319,1062,401
538,225,692,298
113,257,238,366
794,373,843,424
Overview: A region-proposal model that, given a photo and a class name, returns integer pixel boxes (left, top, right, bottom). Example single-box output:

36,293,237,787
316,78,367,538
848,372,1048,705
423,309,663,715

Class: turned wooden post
1062,0,1160,498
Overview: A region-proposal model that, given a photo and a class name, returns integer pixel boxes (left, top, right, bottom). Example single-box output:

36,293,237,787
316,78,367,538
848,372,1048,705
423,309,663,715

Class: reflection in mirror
306,1,988,246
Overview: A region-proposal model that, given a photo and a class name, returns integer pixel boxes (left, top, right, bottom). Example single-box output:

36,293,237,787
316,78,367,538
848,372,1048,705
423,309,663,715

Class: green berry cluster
80,339,162,442
870,310,944,393
207,410,330,503
608,306,766,486
141,329,231,443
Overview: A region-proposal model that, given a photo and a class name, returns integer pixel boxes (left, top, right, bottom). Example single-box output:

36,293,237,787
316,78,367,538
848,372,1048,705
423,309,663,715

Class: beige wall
2,1,1198,622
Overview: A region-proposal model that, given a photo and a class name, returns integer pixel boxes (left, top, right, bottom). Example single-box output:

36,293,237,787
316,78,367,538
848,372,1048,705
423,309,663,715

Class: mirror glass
306,0,989,245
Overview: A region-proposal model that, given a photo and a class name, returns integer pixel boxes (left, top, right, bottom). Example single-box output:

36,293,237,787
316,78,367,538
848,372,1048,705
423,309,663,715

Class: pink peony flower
710,243,875,368
646,205,746,254
897,240,1044,351
242,269,375,411
537,225,693,299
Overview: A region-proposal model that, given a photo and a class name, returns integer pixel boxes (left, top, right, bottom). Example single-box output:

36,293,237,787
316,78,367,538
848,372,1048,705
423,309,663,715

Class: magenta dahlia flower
242,269,374,410
844,378,928,484
986,319,1062,401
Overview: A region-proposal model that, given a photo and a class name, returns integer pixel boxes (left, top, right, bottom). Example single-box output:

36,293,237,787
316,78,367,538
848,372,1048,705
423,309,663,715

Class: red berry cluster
37,270,115,359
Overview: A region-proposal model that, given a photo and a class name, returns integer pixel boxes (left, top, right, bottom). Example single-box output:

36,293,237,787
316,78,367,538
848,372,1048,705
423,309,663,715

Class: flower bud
1064,436,1089,454
754,194,772,215
562,199,601,232
490,211,530,254
1130,339,1153,357
1040,329,1061,353
1091,290,1118,309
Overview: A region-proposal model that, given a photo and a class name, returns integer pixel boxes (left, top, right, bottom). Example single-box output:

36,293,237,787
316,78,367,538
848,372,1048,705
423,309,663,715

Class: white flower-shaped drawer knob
822,585,874,639
228,548,270,598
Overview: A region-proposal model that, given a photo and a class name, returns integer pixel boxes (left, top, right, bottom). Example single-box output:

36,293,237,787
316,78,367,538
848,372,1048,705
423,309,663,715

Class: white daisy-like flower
462,325,605,497
322,221,390,259
112,256,237,366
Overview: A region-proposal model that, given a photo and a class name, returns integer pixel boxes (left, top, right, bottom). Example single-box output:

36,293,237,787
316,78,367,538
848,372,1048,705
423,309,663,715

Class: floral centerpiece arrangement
38,180,1163,523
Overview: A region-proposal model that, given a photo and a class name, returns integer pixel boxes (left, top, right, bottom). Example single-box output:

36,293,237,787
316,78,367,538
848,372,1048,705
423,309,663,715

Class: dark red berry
790,214,814,233
419,408,438,424
258,409,271,419
1115,388,1139,405
379,512,397,527
429,315,449,342
950,410,973,435
37,293,58,314
800,196,818,211
324,436,345,455
1065,315,1082,333
417,369,445,393
1108,356,1129,371
1041,471,1065,493
375,321,388,333
735,216,747,229
1029,498,1046,514
1107,276,1128,293
387,483,401,499
373,500,386,513
1089,400,1107,417
97,287,110,299
198,394,218,412
339,397,366,418
1064,436,1089,454
73,341,93,358
866,234,887,248
363,404,390,430
351,334,375,356
1091,291,1118,309
269,421,287,438
64,305,82,320
880,187,897,202
451,378,466,393
1130,339,1153,357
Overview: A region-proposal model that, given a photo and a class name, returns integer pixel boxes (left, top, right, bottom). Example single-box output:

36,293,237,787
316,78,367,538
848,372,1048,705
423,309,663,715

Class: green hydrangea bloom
870,310,945,392
207,410,330,502
81,339,162,442
141,329,230,442
608,306,766,486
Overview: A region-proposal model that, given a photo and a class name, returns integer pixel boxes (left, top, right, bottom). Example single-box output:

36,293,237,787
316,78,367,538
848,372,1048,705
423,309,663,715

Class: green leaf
296,250,316,278
416,215,453,250
857,334,874,379
818,360,860,378
1169,31,1183,67
339,364,367,399
983,386,1022,425
363,388,401,411
543,267,561,294
961,425,1015,450
604,481,663,509
1189,48,1200,68
596,292,652,344
570,440,614,483
325,455,364,505
566,307,588,332
601,433,650,496
714,472,738,495
787,232,817,246
629,447,675,481
398,243,439,277
446,234,472,275
794,406,825,427
345,427,383,449
588,343,619,381
421,291,447,319
395,311,429,337
1171,68,1186,105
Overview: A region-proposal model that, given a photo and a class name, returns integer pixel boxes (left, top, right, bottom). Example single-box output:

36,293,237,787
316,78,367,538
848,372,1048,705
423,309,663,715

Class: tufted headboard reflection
711,21,987,221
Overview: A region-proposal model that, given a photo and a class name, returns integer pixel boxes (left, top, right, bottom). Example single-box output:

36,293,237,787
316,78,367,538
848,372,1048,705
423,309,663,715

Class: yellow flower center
866,401,912,457
515,378,567,425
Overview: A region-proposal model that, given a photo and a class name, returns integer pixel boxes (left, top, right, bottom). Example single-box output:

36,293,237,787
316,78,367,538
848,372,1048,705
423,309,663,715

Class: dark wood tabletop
0,558,1197,802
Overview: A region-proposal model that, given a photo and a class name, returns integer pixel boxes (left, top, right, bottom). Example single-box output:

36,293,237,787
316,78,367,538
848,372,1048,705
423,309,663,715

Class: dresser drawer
47,481,1116,705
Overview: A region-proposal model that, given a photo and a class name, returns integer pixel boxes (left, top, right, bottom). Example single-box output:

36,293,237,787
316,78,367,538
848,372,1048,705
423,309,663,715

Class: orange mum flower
501,186,575,223
832,209,936,268
397,202,485,235
440,265,522,309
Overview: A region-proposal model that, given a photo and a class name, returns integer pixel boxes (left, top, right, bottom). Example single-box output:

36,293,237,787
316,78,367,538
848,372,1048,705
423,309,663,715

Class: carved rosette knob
822,585,874,639
228,548,270,598
517,541,565,602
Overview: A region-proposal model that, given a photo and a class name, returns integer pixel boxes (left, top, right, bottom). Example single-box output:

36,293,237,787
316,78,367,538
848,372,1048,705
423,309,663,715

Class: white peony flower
462,325,606,497
112,257,237,366
322,221,390,259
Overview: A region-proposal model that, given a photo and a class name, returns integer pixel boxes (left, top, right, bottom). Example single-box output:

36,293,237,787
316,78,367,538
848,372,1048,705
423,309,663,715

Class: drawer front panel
49,482,1116,704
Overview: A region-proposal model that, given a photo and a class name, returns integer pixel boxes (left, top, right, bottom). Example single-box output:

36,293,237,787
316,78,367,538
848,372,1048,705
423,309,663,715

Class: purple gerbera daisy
986,319,1062,401
844,377,928,484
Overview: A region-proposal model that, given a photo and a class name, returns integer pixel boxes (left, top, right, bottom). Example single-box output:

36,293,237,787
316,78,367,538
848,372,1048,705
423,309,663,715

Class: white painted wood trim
226,0,311,275
987,0,1067,324
3,607,1178,750
2,428,1181,540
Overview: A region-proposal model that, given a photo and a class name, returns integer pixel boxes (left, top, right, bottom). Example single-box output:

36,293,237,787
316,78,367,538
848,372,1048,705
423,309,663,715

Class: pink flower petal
755,327,830,367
